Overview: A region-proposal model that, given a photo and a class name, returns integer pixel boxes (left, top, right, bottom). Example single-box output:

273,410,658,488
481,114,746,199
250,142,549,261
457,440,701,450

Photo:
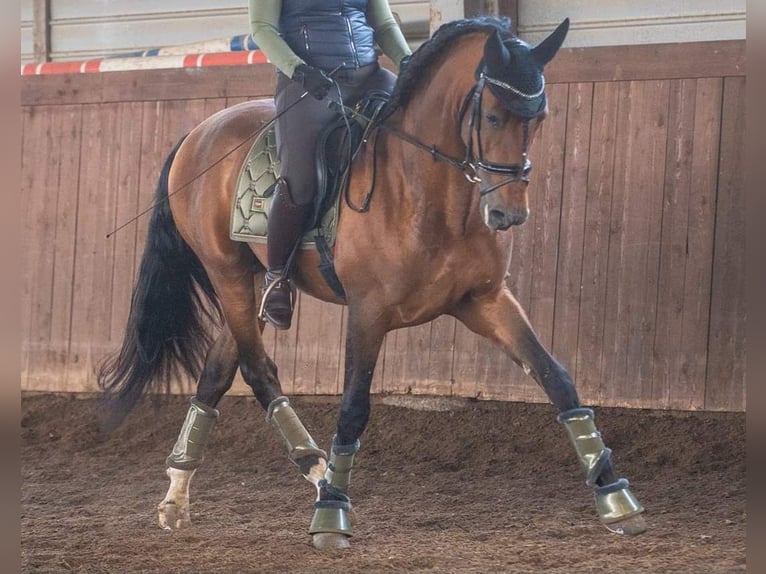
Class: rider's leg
260,178,312,329
261,73,335,329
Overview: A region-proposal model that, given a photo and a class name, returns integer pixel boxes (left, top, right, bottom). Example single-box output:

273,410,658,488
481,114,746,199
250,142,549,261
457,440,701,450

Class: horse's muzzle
485,206,529,230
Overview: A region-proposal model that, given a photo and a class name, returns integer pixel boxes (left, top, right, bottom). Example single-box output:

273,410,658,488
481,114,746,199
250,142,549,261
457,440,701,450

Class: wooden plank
381,325,407,394
47,105,83,388
652,78,722,410
552,82,593,386
575,82,620,406
313,301,345,395
21,104,58,390
403,323,433,395
21,42,745,107
527,83,568,349
651,79,698,410
293,292,321,395
107,102,143,352
20,106,33,390
705,77,746,411
335,307,349,395
473,336,518,402
600,80,669,408
674,78,722,409
451,321,479,398
575,83,619,404
65,102,122,392
546,41,745,85
22,64,277,106
426,315,457,396
272,301,299,396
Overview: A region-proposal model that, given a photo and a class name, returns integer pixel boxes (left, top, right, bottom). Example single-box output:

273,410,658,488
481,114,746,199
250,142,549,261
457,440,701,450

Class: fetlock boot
259,178,313,330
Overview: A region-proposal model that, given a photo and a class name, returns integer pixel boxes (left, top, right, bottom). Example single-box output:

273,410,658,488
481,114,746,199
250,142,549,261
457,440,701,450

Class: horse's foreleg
158,325,238,530
454,288,646,535
310,309,386,550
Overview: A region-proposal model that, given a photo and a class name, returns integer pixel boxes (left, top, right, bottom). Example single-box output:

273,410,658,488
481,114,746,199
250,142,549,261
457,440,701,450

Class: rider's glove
292,64,333,100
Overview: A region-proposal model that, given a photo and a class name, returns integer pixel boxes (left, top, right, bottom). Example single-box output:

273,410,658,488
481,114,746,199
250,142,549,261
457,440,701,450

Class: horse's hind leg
158,325,239,530
453,287,646,535
159,265,328,528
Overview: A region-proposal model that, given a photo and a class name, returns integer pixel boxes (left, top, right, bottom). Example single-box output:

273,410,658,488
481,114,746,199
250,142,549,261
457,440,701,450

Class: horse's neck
385,36,485,231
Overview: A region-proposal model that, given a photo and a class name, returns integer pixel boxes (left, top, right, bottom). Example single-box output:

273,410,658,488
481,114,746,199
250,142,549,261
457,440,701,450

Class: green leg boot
309,436,359,540
558,408,645,534
267,397,328,480
166,397,220,470
159,397,220,530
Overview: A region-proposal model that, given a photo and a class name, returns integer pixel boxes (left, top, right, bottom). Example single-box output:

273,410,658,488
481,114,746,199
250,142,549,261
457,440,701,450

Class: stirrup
258,272,296,329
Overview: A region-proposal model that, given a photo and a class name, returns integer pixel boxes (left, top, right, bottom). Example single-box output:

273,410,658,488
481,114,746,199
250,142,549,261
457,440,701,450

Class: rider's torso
280,0,376,71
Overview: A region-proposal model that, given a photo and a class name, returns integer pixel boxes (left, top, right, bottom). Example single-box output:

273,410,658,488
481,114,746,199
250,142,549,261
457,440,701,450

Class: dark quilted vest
280,0,376,70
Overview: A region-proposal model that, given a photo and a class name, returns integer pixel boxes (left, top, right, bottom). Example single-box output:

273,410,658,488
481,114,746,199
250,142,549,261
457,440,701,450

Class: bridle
459,72,536,196
370,68,539,197
333,64,545,212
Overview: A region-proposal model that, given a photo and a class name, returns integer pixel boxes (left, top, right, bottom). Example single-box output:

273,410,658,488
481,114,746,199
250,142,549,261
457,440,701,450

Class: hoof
603,513,647,536
158,500,191,531
312,532,351,550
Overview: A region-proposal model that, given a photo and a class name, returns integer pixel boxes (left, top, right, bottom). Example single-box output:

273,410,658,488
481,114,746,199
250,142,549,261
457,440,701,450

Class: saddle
230,90,390,248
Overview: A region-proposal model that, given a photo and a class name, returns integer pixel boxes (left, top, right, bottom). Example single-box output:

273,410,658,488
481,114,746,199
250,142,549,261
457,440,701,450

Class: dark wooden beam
32,0,51,62
463,1,519,36
465,0,498,17
498,0,519,35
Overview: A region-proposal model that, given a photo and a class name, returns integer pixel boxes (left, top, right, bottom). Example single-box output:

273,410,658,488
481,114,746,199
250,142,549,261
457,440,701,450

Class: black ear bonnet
477,19,569,120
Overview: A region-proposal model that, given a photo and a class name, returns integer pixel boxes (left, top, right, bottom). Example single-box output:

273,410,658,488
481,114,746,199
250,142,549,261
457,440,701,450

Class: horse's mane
387,17,514,112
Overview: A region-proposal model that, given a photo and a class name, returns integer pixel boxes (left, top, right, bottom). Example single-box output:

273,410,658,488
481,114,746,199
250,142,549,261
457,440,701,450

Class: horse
99,17,646,550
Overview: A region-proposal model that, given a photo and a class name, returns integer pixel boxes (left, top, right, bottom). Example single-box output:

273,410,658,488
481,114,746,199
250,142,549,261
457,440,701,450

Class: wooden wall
21,40,746,411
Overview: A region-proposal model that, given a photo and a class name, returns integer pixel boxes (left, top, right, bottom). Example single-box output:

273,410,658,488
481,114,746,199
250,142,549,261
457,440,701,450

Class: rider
249,0,412,330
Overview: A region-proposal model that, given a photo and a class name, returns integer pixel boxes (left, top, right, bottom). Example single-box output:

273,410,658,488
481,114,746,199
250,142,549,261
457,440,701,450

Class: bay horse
99,17,646,550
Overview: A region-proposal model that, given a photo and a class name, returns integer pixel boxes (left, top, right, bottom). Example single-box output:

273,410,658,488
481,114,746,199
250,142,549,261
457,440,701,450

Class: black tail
98,136,222,431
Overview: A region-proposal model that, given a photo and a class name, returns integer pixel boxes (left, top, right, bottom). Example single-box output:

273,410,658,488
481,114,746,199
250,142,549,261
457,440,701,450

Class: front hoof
603,513,647,536
158,500,191,530
312,532,351,550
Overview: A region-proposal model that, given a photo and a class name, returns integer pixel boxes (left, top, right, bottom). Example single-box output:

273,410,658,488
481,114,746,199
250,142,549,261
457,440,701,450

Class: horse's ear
531,18,569,67
484,29,510,71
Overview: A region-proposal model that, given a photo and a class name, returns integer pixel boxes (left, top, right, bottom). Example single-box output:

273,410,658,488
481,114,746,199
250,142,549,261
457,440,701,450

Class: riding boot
260,178,312,330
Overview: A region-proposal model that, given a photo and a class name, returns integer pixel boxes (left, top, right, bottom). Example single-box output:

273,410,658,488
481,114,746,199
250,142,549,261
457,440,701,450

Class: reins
106,63,539,237
333,68,535,213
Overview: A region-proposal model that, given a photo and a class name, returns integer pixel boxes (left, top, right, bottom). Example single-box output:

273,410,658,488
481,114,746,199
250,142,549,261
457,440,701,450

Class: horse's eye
485,114,500,128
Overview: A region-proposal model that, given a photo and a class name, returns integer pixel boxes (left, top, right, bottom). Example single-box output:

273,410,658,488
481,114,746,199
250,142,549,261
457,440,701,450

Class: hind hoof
312,532,351,550
604,513,647,536
158,500,191,531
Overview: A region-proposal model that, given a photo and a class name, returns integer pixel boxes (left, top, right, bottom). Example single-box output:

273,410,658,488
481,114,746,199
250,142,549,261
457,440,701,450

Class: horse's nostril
489,210,506,223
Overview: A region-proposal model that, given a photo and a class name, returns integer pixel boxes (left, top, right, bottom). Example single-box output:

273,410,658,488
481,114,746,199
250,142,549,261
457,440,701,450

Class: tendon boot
558,408,645,530
309,435,360,537
259,178,312,330
267,396,327,474
166,397,220,470
158,397,220,530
